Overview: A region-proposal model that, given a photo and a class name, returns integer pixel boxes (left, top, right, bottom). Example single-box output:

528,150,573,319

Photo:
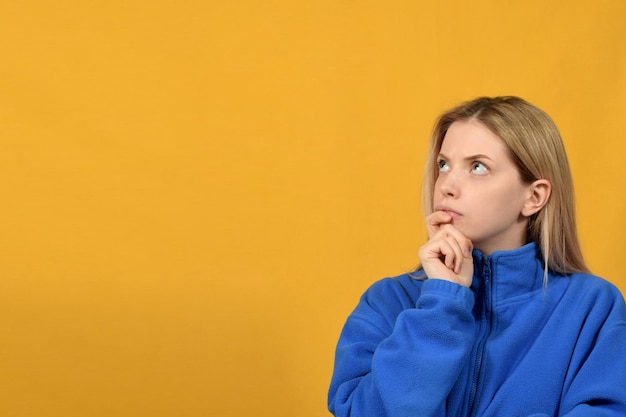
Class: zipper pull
481,255,490,277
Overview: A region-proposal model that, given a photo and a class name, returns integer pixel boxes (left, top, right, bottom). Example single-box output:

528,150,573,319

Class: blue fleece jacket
328,243,626,416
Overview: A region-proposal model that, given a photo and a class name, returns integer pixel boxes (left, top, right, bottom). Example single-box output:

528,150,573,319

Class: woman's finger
443,235,465,273
420,235,462,276
425,211,452,237
428,224,473,260
419,220,474,286
437,224,473,259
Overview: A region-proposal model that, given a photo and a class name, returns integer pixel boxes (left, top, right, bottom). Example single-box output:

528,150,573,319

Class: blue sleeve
528,307,626,417
551,284,626,417
328,278,476,417
556,321,626,416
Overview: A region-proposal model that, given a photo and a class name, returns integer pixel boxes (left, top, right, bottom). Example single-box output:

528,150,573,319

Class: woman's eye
438,160,450,172
471,162,488,175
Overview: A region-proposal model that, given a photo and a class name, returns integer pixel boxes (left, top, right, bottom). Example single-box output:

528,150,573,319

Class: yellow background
1,1,625,416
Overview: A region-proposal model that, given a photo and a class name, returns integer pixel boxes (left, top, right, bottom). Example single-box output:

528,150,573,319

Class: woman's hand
418,211,474,287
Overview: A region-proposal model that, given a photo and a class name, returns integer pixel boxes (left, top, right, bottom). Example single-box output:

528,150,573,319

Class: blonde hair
422,96,588,274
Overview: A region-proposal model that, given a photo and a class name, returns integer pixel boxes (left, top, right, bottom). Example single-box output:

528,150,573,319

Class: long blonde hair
422,96,588,274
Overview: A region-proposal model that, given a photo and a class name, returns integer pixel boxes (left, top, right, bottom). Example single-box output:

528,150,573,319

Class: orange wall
1,1,625,416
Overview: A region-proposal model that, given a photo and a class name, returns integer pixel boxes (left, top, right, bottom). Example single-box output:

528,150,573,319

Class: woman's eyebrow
438,152,494,162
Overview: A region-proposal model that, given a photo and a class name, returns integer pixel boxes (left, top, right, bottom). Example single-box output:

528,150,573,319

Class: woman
328,96,626,416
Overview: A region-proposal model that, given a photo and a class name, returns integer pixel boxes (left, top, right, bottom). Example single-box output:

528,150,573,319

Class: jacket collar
470,243,547,302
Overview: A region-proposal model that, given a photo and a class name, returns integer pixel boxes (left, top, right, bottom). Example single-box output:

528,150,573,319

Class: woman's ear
522,179,551,217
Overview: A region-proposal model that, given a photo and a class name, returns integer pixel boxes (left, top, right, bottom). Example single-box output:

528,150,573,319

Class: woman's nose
437,173,459,197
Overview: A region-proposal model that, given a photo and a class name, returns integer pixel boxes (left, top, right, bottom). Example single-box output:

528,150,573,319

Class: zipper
467,255,493,416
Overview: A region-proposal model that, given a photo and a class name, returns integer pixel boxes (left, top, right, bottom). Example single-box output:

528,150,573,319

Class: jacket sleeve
328,278,476,417
551,284,626,417
556,321,626,416
527,308,626,417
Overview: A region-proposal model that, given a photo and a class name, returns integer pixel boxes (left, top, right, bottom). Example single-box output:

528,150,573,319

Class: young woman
328,96,626,416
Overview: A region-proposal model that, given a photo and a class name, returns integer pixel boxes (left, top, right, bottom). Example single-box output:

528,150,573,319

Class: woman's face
434,120,533,255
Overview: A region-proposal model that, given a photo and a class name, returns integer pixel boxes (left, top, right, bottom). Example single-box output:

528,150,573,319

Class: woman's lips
436,207,462,219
